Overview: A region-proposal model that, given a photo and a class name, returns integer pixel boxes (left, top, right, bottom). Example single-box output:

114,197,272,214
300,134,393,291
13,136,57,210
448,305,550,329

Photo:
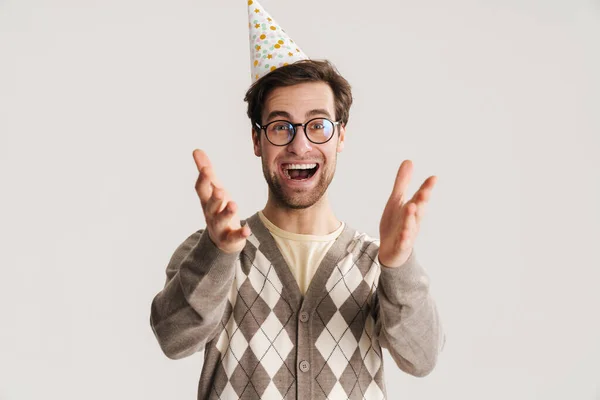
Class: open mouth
282,163,319,181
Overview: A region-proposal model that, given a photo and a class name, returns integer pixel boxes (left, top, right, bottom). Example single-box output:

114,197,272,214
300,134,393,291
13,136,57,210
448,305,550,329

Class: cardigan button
299,360,310,372
299,311,309,323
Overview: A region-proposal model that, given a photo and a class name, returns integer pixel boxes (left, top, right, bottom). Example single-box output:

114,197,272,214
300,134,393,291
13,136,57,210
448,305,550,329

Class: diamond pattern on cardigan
338,349,364,396
364,381,385,399
211,248,296,399
312,235,386,398
151,214,442,400
208,229,393,399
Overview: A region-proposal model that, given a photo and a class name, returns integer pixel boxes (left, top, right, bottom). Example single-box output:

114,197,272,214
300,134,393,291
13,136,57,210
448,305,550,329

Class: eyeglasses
254,117,342,146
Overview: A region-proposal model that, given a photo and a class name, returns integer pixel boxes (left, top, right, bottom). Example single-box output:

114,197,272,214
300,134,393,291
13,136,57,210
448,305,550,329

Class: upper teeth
285,163,317,170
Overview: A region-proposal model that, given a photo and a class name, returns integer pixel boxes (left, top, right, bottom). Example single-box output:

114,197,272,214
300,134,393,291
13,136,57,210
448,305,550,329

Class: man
150,2,444,399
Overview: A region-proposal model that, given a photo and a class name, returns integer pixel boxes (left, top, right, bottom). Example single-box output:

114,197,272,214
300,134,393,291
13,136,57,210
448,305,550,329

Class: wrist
378,248,413,268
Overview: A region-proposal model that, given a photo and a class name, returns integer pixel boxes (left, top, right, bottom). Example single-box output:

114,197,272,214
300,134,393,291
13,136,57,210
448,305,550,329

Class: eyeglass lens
266,118,334,145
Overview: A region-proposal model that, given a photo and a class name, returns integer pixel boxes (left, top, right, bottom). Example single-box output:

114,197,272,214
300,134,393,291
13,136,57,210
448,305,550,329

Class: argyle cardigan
150,213,444,399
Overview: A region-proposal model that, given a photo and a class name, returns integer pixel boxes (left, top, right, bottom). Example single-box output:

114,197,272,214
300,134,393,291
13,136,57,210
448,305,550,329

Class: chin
265,171,332,210
278,193,323,210
261,156,337,211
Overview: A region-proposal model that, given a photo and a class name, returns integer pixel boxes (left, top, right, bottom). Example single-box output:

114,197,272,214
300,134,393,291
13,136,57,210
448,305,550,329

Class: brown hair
244,59,353,132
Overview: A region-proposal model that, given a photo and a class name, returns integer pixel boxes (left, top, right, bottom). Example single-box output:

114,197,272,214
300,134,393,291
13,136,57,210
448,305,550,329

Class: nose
286,126,313,156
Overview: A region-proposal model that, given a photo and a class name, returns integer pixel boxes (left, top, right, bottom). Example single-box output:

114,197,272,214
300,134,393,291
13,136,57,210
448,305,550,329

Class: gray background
1,0,599,398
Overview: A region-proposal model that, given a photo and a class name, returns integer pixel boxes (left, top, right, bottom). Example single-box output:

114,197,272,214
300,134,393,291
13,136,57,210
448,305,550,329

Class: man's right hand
193,149,251,254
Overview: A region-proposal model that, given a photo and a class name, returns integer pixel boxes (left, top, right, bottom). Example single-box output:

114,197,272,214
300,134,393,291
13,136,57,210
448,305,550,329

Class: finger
402,202,417,228
415,201,426,224
192,149,213,173
195,168,214,207
193,152,224,190
400,203,417,248
389,160,414,202
212,199,237,233
409,175,437,206
408,188,428,223
406,202,418,231
413,176,436,223
225,225,252,243
205,187,226,219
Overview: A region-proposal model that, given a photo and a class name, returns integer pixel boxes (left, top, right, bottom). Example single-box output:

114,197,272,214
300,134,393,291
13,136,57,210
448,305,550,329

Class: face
252,81,346,209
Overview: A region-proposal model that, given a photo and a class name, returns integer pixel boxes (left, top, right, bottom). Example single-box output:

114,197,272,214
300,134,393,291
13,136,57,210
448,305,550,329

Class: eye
309,120,326,130
271,122,292,131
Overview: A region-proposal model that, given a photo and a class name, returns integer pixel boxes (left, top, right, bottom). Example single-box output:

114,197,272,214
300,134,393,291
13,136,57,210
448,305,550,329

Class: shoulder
337,226,382,283
344,225,380,258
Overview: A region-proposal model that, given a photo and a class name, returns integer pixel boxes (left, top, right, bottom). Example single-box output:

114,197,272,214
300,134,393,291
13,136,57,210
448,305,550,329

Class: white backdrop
1,0,599,399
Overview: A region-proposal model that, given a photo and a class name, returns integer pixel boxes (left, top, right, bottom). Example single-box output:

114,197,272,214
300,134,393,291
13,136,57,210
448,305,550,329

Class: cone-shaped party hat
248,0,309,82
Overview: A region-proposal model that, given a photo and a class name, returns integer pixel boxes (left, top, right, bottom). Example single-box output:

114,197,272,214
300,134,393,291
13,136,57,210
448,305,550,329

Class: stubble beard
261,154,337,210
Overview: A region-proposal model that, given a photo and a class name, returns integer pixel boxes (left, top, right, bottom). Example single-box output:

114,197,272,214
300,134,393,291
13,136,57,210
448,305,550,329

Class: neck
262,193,340,235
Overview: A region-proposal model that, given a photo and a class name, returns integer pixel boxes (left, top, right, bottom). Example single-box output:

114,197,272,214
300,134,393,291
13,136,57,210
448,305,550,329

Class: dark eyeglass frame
254,117,342,146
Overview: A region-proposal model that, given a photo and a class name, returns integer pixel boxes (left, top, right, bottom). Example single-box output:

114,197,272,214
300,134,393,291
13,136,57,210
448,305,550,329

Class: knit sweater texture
150,212,445,399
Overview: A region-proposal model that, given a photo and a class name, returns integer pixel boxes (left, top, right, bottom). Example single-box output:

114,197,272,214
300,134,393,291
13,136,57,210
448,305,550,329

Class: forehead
262,82,335,122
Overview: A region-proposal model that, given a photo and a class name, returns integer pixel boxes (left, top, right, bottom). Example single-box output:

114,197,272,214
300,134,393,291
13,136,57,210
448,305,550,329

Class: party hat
248,0,309,82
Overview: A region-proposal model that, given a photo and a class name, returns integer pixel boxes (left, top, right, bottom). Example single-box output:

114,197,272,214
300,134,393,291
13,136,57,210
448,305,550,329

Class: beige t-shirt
258,211,345,295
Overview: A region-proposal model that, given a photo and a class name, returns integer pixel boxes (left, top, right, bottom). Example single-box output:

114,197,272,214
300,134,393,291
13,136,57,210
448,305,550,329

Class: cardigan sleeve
150,229,239,360
373,249,446,377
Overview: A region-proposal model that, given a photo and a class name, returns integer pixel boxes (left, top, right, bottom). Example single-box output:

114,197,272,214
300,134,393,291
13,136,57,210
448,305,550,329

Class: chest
223,242,381,344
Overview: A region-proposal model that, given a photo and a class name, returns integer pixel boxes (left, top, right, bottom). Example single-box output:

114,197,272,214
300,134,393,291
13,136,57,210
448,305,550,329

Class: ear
252,129,262,157
336,124,346,153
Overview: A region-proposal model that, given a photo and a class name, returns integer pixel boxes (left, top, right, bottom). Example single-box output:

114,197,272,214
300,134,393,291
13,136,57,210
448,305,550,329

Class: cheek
262,149,280,170
324,145,339,162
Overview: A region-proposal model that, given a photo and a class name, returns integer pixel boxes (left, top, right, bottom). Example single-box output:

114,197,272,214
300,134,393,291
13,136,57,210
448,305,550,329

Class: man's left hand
379,160,437,268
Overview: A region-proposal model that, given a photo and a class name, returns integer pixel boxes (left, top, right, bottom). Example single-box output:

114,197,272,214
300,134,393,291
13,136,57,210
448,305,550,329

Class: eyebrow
265,108,333,123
